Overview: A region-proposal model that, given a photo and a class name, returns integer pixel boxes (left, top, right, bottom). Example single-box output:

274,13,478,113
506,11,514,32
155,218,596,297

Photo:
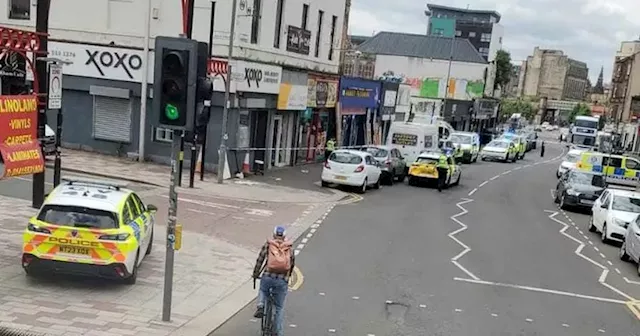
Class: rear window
564,153,579,163
37,204,119,229
416,157,438,164
391,133,418,146
329,152,363,164
363,147,388,158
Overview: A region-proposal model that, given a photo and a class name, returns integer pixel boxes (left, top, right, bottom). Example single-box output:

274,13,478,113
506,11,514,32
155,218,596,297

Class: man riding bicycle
253,226,295,336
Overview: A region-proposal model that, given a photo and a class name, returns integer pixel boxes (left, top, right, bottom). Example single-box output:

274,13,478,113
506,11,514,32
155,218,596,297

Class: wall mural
379,70,484,100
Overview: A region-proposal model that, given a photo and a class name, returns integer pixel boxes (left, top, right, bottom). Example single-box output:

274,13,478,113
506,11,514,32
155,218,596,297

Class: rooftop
357,31,486,64
426,4,501,22
45,180,132,213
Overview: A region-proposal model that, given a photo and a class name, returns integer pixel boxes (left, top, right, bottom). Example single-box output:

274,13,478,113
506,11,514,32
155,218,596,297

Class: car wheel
374,176,381,189
357,178,367,194
145,228,154,256
321,180,329,187
408,176,416,186
637,260,640,277
396,170,406,182
124,251,139,285
472,154,477,163
601,223,610,244
388,170,396,185
588,217,597,232
620,240,631,262
481,157,486,161
453,172,461,186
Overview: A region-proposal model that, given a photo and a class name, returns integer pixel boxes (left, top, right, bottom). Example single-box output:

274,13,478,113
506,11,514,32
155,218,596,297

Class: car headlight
99,233,131,241
566,189,580,196
613,218,629,228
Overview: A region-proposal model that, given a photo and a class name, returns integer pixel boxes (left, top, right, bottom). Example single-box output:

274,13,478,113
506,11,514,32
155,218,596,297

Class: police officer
325,138,335,162
540,141,545,157
436,151,449,192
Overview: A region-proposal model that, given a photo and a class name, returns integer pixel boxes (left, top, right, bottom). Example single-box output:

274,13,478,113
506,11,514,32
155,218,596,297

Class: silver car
620,213,640,276
360,146,407,185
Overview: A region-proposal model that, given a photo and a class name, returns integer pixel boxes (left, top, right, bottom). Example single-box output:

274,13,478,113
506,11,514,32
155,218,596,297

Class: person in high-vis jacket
436,153,449,192
325,138,335,162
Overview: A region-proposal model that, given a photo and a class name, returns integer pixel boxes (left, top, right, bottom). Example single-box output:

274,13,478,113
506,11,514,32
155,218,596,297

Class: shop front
300,74,339,163
275,69,307,167
338,77,381,147
380,81,399,142
442,99,473,131
472,98,499,144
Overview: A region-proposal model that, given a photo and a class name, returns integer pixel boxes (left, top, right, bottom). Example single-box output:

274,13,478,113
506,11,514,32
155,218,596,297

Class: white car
620,214,640,275
321,149,382,194
557,149,583,178
590,188,640,244
480,139,516,162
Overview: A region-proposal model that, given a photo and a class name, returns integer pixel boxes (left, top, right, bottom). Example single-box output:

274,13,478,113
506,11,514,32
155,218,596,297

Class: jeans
436,167,448,191
257,276,288,336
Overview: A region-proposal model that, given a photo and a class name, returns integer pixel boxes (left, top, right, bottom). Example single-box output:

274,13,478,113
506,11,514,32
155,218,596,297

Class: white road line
294,250,300,256
449,198,480,281
547,211,634,301
297,244,305,249
525,318,533,322
479,181,488,187
594,247,600,252
310,228,317,233
513,167,522,171
419,304,427,308
162,195,241,209
468,188,477,196
301,238,308,244
550,189,555,199
624,277,640,285
306,233,313,238
490,175,500,180
600,253,607,259
454,277,627,304
615,268,621,274
502,170,511,175
523,165,531,168
607,261,613,266
589,241,594,245
562,324,570,327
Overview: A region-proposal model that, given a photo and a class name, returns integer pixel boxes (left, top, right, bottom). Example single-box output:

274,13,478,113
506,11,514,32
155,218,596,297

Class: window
301,4,309,30
273,0,285,48
250,0,262,44
314,10,323,57
455,30,462,37
612,196,640,213
154,127,174,143
626,159,640,170
131,193,147,213
38,205,119,229
328,15,337,60
479,47,489,55
468,31,476,38
126,197,141,219
93,95,132,143
9,0,30,20
433,28,444,36
480,33,491,42
329,152,362,164
499,36,503,44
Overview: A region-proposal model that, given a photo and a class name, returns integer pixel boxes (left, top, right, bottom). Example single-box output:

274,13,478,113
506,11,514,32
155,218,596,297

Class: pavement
212,135,640,335
0,150,347,335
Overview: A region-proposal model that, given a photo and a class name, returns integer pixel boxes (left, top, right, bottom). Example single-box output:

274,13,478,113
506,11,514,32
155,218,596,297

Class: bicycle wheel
262,297,273,335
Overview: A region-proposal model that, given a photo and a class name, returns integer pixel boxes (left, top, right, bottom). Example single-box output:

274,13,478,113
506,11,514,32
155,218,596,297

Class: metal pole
162,129,181,322
189,142,196,188
217,0,237,184
53,108,62,186
179,0,196,188
178,133,184,186
201,1,216,182
443,33,455,121
138,0,152,162
33,0,51,209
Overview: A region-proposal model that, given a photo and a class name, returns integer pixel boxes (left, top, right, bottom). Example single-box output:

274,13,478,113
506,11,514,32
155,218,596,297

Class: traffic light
194,42,213,134
152,36,203,131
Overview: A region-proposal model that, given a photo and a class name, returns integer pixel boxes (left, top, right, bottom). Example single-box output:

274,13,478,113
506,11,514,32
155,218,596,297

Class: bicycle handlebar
253,276,261,289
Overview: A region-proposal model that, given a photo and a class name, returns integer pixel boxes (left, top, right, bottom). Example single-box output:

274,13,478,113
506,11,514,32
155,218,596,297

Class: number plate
580,199,594,205
59,246,90,255
335,175,347,180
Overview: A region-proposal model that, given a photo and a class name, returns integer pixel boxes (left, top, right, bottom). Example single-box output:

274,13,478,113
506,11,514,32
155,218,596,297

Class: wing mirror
601,203,608,209
147,204,158,213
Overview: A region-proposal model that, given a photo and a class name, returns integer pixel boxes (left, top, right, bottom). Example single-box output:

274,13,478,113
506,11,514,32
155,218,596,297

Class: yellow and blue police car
575,152,640,187
22,179,157,284
407,150,461,187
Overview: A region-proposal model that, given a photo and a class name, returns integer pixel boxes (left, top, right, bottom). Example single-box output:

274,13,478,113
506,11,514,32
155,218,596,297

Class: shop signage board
307,75,338,108
232,61,282,94
277,84,308,110
0,95,45,179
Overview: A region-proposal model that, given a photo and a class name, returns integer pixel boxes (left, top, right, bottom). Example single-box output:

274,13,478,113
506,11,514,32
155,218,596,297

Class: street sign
48,63,62,109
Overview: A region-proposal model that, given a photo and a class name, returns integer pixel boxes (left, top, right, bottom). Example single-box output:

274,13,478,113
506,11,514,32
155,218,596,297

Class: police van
575,152,640,187
386,121,454,172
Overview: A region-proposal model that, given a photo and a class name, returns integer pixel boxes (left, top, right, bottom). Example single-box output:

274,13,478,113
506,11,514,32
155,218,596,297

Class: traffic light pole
162,129,182,321
32,0,50,209
217,0,237,184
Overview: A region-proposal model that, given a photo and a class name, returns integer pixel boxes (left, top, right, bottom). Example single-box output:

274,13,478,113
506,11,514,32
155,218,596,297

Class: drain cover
0,327,50,336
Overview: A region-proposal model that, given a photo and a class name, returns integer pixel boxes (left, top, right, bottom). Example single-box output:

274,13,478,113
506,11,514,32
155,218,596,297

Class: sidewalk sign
48,63,63,109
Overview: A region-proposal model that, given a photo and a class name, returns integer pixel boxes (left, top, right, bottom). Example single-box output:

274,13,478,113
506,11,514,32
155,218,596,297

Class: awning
0,141,45,179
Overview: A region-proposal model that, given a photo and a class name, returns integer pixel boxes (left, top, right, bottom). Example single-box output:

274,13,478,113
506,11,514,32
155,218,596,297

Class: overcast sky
349,0,640,83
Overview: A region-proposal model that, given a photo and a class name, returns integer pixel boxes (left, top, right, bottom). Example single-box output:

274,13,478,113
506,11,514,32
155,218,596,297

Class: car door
364,155,377,183
629,217,640,261
131,193,153,249
392,149,402,173
125,196,145,258
592,191,609,229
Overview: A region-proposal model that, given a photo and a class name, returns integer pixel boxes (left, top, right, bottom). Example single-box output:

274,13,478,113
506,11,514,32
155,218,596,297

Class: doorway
251,111,268,170
272,114,285,167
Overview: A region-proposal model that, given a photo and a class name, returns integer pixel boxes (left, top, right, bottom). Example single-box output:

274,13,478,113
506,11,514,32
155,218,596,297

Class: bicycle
254,276,276,336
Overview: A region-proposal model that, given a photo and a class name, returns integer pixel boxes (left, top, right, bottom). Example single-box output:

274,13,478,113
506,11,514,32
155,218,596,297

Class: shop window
9,0,30,20
154,127,174,143
480,33,491,42
468,31,476,38
92,95,132,143
250,0,262,44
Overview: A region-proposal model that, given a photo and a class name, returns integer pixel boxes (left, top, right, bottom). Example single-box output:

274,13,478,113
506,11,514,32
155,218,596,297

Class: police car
407,150,461,188
22,179,157,284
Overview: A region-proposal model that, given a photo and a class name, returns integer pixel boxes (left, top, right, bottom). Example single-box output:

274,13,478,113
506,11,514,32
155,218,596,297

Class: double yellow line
337,193,363,205
626,300,640,320
288,266,304,291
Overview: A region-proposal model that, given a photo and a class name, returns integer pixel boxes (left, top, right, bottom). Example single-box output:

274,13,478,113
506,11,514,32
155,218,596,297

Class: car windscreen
363,147,388,158
564,153,579,163
37,204,119,229
568,172,606,187
612,195,640,212
416,157,439,164
450,135,472,144
487,141,508,148
329,152,363,164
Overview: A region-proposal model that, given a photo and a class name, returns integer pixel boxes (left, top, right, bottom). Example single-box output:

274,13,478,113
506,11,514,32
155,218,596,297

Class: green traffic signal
165,103,179,120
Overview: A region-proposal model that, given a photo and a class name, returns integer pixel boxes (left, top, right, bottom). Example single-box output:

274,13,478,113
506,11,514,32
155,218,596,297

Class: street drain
385,301,410,325
0,327,49,336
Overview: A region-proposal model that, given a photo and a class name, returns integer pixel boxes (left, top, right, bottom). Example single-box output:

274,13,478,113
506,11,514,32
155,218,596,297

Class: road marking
449,198,480,281
607,261,613,266
550,189,555,199
562,323,569,327
419,304,427,308
615,268,621,274
479,181,488,187
523,165,531,168
468,188,477,196
306,233,313,238
289,266,304,291
454,309,462,312
513,167,522,171
490,175,500,180
328,329,336,333
625,300,640,320
598,329,605,333
624,277,640,285
549,211,635,301
594,247,600,252
502,170,511,175
600,253,607,259
352,296,359,300
525,318,533,322
301,238,308,244
589,241,594,245
164,195,241,209
454,277,627,304
319,292,325,296
491,313,498,317
297,244,305,249
310,228,317,233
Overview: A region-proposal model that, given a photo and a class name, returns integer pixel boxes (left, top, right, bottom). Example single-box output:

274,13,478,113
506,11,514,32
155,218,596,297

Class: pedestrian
325,138,335,162
540,141,545,157
436,151,449,192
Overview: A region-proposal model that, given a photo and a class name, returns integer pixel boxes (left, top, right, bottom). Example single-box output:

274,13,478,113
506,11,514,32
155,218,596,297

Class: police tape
224,145,373,152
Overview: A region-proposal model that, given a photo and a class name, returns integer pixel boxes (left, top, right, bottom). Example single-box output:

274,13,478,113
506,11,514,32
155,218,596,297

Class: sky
348,0,640,84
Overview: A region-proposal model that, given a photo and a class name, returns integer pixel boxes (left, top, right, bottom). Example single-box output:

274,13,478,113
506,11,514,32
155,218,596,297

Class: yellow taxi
407,151,461,187
575,152,640,187
22,179,157,284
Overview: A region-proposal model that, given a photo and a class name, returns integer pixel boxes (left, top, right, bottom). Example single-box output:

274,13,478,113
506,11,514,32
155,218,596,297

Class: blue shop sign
339,77,380,109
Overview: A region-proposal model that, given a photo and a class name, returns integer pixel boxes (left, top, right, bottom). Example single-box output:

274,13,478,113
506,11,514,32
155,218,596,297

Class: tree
569,103,592,122
494,50,513,91
499,98,536,121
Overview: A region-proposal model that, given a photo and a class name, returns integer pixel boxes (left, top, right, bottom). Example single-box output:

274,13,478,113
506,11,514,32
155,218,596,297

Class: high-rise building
424,4,503,62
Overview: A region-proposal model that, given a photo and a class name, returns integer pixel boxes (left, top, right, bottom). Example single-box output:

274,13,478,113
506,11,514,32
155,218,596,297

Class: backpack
265,239,292,274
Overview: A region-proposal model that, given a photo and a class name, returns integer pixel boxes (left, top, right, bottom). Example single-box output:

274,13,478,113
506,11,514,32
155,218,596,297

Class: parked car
557,149,584,178
321,150,382,194
554,170,606,211
41,124,56,156
590,188,640,243
359,146,406,185
620,214,640,275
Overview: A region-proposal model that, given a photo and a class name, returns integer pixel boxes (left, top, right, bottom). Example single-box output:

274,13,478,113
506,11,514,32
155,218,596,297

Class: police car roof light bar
62,178,125,191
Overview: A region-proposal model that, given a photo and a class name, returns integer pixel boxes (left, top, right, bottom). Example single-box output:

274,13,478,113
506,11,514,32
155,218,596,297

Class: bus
570,116,599,147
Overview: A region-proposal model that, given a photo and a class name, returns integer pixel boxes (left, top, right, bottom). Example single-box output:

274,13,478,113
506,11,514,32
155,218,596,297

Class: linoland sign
0,95,45,179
